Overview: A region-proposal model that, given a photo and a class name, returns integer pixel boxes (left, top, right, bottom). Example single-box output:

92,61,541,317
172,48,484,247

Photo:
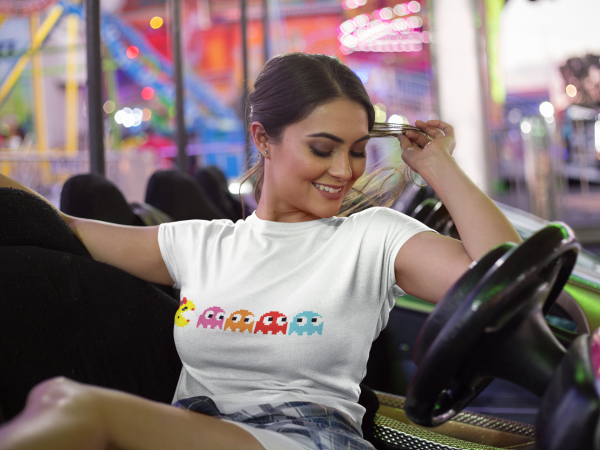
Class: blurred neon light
141,87,154,100
539,101,554,118
338,1,425,54
126,46,139,59
150,16,163,29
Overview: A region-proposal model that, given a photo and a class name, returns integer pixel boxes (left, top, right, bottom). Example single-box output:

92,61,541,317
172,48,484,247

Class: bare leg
0,378,264,450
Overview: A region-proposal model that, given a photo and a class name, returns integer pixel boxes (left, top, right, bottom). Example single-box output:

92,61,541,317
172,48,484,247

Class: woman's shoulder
159,218,238,238
345,206,412,223
343,206,430,234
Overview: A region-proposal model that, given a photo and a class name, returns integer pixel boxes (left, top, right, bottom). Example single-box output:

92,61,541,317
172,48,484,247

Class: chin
311,204,341,219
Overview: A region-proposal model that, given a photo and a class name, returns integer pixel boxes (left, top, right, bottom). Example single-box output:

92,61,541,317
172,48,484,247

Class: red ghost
254,311,288,335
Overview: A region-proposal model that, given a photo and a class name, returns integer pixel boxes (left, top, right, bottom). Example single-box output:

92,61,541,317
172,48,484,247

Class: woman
0,52,520,450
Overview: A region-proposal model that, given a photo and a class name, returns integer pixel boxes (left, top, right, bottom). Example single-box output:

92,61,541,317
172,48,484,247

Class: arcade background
0,0,598,241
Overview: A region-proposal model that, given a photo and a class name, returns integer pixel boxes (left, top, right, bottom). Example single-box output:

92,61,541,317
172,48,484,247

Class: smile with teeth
313,183,343,194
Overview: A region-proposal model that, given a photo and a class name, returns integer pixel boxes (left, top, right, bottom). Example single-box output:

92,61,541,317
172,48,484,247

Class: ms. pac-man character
288,311,323,336
224,309,255,333
197,306,226,330
174,297,196,328
254,311,288,335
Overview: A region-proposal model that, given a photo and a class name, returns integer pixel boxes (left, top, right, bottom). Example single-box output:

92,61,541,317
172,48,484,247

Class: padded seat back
0,189,181,421
194,166,245,221
60,173,143,226
0,187,90,257
145,170,225,221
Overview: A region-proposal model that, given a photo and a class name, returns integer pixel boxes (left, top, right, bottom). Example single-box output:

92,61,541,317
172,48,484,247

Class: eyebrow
305,132,371,144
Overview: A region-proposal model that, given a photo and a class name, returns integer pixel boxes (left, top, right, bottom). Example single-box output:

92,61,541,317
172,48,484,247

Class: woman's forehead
290,100,370,140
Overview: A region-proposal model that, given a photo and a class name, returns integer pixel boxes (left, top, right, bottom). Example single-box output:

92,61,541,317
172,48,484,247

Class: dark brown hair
238,52,416,217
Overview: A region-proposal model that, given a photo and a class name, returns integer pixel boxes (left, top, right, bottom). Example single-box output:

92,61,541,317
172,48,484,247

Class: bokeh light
408,1,421,13
141,87,154,100
539,101,554,118
388,114,407,124
126,46,139,59
508,108,522,124
142,108,152,121
340,34,358,48
150,16,163,29
408,16,423,28
228,182,253,195
566,84,577,97
520,121,531,134
115,107,143,128
103,100,115,114
374,104,387,122
379,7,393,20
340,20,356,34
394,4,408,16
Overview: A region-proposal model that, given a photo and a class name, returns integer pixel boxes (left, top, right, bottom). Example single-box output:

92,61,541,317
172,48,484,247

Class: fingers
405,129,431,149
398,134,418,152
422,119,455,137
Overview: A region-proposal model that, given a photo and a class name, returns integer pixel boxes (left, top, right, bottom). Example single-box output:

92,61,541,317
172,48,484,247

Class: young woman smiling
0,53,520,450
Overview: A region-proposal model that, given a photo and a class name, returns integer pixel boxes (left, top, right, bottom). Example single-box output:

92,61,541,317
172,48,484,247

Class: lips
313,182,344,193
312,182,345,199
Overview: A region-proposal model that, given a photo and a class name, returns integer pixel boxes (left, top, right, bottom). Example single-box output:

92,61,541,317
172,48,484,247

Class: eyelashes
309,146,366,159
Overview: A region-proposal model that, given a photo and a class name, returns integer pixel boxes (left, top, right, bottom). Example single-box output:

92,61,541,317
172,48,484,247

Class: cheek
351,159,367,180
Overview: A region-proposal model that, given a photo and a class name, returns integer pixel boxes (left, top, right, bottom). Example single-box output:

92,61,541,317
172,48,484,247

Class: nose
328,152,352,181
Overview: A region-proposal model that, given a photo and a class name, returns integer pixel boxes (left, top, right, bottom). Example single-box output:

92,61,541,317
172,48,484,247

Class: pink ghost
197,306,226,330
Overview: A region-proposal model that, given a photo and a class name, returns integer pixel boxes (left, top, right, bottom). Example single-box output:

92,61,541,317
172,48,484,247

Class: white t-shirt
158,207,433,427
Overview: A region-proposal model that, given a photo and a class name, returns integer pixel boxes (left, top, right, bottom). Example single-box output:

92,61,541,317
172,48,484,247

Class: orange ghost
224,309,255,333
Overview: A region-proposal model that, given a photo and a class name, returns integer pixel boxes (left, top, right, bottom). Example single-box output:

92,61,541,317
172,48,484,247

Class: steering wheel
405,223,579,427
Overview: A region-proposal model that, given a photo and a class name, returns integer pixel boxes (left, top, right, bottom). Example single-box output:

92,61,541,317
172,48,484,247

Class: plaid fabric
174,396,376,450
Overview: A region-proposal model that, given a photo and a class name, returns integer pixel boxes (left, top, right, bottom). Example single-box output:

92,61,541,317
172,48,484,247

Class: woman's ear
251,122,270,157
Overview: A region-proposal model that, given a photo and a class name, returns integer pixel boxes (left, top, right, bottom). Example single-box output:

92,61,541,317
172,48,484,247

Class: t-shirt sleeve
356,207,437,338
367,207,437,296
159,220,219,289
158,221,192,289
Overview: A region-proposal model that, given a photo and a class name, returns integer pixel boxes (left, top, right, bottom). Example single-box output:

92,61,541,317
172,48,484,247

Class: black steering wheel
405,223,579,427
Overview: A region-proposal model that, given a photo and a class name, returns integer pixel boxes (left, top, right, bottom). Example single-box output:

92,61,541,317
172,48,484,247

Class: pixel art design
197,306,226,330
174,297,196,328
254,311,288,335
224,309,256,333
288,311,324,336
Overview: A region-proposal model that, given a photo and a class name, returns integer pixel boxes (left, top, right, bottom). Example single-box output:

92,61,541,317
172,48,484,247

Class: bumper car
1,187,599,450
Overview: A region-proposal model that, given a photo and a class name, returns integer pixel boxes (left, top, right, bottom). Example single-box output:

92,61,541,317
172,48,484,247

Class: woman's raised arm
0,173,174,286
394,120,521,303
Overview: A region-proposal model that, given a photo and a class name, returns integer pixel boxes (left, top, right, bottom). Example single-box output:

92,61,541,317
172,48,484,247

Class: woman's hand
394,118,521,269
398,119,456,180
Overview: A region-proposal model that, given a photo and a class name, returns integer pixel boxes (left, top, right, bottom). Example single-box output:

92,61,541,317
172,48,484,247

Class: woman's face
257,98,370,222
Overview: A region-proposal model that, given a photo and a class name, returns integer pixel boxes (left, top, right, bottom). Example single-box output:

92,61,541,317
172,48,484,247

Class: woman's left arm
394,119,522,304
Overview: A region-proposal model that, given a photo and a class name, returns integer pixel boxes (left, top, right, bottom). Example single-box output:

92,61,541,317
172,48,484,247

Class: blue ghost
288,311,324,336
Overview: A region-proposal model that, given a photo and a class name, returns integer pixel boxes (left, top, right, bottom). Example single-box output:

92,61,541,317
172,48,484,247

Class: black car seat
194,166,247,221
59,173,176,298
60,173,145,226
0,188,182,422
145,170,225,222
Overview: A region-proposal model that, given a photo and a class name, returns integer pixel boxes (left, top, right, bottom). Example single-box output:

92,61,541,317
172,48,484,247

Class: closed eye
310,146,366,159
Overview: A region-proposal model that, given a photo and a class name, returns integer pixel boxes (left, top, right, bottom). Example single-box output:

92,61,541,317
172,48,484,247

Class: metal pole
262,0,269,62
86,0,105,175
172,0,187,172
241,0,251,164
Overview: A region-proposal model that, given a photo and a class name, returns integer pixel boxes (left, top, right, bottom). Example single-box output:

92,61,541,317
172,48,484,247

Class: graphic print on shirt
197,306,226,330
174,297,196,327
288,311,324,336
224,309,256,333
254,311,288,335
